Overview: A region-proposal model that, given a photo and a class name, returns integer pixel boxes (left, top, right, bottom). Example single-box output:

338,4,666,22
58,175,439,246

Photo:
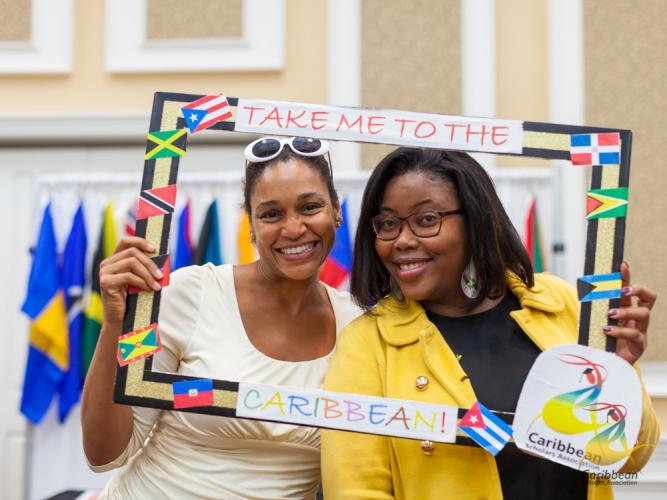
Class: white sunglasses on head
244,136,330,163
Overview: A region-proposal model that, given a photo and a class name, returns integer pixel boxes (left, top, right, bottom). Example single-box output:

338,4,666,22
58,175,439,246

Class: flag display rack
113,91,631,445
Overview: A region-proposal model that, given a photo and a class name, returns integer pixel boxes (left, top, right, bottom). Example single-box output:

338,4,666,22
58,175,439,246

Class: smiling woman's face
249,158,339,281
374,171,468,305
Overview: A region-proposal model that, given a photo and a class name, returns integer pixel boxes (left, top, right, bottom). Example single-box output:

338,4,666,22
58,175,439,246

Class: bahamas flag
81,203,117,378
20,204,69,424
524,197,545,273
194,200,222,265
320,199,352,289
59,203,87,421
174,200,193,270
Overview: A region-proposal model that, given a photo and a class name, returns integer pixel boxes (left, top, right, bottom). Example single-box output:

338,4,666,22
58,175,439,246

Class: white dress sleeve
88,265,205,472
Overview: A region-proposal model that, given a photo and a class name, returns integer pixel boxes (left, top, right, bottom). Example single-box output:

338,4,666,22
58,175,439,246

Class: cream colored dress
91,263,361,500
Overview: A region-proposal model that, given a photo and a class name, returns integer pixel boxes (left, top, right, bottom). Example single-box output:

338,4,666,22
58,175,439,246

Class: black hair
243,147,339,216
350,147,534,310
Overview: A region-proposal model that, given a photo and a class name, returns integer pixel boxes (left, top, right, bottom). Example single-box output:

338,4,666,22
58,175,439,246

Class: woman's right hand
99,237,164,326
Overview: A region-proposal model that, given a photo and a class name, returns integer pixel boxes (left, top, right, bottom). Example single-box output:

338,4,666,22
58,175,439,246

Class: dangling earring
335,219,342,228
461,259,479,299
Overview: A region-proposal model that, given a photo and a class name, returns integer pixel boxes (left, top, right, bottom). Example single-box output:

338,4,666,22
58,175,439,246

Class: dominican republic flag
458,401,513,456
172,378,214,409
181,93,233,133
570,133,621,166
319,199,352,289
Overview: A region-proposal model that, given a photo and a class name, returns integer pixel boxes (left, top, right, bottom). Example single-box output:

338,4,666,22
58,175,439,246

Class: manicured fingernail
622,287,632,296
152,281,161,291
147,243,156,252
154,268,163,279
603,326,614,334
608,309,619,318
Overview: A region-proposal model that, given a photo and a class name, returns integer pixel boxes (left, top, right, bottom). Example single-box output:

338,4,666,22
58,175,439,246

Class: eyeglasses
244,137,330,163
371,209,465,241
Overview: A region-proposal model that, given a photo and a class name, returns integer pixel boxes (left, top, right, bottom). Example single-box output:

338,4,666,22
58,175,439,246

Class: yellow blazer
321,273,659,500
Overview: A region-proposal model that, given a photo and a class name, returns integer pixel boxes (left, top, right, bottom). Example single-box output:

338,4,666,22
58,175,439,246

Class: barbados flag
320,199,352,289
20,204,69,424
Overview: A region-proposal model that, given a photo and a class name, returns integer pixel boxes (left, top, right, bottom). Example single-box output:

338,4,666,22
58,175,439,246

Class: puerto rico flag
181,93,233,133
570,133,621,166
173,378,214,409
320,199,352,289
458,401,513,456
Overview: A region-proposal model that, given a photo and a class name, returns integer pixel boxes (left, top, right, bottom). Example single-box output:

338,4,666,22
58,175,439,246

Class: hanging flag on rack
20,204,69,424
174,201,193,270
124,200,137,236
82,203,117,379
320,199,352,289
524,197,545,273
194,200,222,266
59,203,88,422
237,210,255,264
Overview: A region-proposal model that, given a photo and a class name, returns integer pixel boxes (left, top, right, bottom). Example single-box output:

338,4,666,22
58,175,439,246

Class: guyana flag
524,197,545,273
81,203,117,378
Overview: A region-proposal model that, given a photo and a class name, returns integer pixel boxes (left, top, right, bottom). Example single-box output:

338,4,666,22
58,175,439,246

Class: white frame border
106,0,284,73
461,0,496,169
0,0,72,74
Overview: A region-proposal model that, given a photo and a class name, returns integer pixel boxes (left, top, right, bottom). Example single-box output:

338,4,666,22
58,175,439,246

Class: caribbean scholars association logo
513,344,644,473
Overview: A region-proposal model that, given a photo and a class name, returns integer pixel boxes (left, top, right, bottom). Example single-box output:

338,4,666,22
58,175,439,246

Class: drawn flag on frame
137,184,177,220
570,133,621,166
577,272,623,302
181,93,233,133
117,323,162,366
586,188,628,220
172,378,214,409
458,401,513,456
145,129,187,160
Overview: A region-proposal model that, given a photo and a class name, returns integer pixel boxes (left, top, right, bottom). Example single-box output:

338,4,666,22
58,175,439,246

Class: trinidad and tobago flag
320,199,352,289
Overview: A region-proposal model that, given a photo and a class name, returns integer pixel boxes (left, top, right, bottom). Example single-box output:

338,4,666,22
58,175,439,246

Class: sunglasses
244,137,330,163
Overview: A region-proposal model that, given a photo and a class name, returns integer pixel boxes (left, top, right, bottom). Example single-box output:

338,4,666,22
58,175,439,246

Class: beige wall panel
0,0,327,111
360,0,461,169
496,0,549,167
652,398,667,432
147,0,243,40
584,0,667,361
0,0,31,41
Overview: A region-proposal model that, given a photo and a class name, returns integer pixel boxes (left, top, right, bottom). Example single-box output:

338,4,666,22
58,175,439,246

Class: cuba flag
320,199,352,289
20,204,69,424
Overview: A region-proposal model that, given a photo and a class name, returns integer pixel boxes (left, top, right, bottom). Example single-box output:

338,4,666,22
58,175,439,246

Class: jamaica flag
81,203,117,378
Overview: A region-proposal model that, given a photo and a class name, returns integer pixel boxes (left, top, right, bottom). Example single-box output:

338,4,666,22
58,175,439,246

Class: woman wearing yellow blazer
321,148,658,500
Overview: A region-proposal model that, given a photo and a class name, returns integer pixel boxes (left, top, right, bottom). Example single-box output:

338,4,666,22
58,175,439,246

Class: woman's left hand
603,261,657,365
